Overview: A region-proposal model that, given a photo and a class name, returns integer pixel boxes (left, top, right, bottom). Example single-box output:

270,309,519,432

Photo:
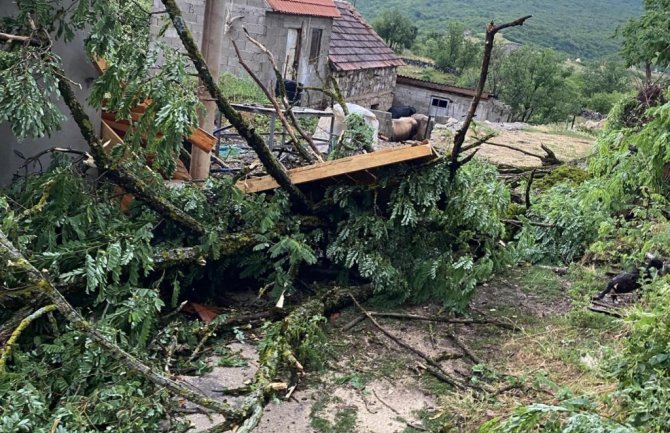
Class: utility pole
191,0,225,180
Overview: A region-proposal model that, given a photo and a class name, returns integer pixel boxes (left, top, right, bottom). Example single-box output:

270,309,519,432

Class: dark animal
389,106,417,119
593,254,666,300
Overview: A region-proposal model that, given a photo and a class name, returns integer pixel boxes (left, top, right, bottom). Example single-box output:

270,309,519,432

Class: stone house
328,0,404,110
393,75,511,122
156,0,403,109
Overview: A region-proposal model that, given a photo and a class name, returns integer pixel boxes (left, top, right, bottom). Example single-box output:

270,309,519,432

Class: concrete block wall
152,0,333,107
370,110,393,138
0,4,100,186
393,83,511,123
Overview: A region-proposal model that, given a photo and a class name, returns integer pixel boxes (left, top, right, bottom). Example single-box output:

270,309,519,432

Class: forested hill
353,0,643,59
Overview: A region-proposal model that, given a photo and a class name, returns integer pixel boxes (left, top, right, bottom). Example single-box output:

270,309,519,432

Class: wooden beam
236,144,436,193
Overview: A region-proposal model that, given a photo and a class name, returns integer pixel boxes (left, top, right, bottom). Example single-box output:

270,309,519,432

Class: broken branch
231,40,317,163
450,15,532,179
0,230,242,422
367,311,519,331
349,295,467,390
242,30,324,162
0,304,57,372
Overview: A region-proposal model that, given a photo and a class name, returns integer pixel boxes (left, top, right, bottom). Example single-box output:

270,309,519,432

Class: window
309,29,323,64
370,103,380,110
429,96,450,117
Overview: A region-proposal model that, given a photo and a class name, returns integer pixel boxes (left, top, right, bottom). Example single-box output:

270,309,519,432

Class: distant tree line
373,3,669,124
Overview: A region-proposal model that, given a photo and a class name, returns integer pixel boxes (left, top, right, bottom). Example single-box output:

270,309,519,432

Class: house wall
393,83,510,123
332,67,397,110
153,0,333,107
0,5,100,186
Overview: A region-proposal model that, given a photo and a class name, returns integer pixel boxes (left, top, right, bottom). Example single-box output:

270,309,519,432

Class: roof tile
266,0,340,18
329,1,404,71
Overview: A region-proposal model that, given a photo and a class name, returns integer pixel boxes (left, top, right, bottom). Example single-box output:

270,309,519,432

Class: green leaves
327,160,510,310
0,49,65,139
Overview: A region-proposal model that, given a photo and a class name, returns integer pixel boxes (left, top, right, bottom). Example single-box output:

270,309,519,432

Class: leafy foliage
328,160,511,309
371,9,418,52
356,0,643,59
619,0,670,73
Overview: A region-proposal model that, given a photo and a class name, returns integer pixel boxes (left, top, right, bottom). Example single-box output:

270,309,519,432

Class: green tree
619,0,670,82
581,61,630,97
497,48,580,123
371,9,418,52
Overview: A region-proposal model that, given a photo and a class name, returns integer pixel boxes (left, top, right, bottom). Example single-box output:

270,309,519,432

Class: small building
155,0,340,106
328,1,404,110
156,0,403,110
393,75,511,122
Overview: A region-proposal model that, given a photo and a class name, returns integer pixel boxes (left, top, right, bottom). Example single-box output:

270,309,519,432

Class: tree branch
231,40,316,164
242,30,324,162
449,15,532,179
0,304,57,372
0,230,242,422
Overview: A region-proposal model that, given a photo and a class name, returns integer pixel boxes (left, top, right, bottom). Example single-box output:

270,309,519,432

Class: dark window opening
370,103,380,110
309,29,323,64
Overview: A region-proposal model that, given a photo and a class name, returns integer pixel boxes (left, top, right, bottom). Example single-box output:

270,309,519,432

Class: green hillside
352,0,643,59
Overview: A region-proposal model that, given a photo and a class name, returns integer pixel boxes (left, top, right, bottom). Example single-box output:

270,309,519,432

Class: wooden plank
102,111,215,153
236,144,436,193
92,57,108,74
101,120,125,152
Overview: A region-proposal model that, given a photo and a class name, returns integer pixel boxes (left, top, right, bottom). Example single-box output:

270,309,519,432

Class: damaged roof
329,1,404,72
265,0,340,18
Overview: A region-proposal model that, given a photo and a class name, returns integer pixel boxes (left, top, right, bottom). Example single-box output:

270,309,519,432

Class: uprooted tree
0,1,531,431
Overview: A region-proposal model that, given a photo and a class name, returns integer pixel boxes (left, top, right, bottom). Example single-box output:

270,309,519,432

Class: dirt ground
431,124,595,167
178,266,619,433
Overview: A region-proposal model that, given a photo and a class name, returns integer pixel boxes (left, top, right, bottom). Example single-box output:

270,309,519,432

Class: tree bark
160,0,311,211
449,16,532,180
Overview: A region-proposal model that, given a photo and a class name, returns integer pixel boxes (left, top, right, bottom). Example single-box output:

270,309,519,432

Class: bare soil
431,125,595,167
177,266,618,433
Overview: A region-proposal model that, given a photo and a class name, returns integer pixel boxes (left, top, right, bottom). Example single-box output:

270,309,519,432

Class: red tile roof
329,1,404,72
266,0,340,18
396,75,492,100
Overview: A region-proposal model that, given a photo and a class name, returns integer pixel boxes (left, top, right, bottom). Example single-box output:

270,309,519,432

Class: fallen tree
0,2,535,431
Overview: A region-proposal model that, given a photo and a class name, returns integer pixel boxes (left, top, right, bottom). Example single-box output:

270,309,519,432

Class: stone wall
0,3,100,186
393,83,511,123
332,67,397,110
152,0,333,107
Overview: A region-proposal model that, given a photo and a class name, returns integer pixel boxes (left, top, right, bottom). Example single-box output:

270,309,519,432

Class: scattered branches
0,230,242,422
350,295,468,390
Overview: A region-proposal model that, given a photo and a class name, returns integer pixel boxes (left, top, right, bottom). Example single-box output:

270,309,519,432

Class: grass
310,395,358,433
